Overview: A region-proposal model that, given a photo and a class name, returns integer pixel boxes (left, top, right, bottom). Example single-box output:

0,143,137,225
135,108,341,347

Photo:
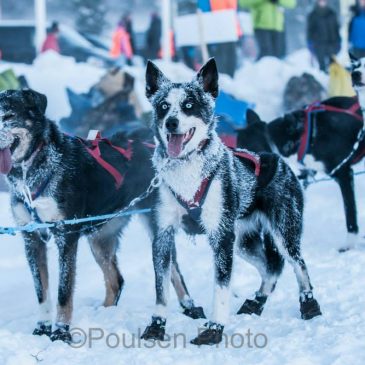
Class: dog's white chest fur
158,156,223,233
12,180,64,224
161,156,205,202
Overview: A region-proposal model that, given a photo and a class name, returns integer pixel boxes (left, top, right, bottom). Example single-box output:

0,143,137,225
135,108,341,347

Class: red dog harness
298,98,363,163
76,131,133,189
172,148,261,222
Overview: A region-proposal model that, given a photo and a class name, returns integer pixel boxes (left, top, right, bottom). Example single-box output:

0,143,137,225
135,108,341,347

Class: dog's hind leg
50,232,79,343
23,232,52,337
88,216,129,306
275,227,322,321
334,167,359,252
237,231,284,316
88,235,124,307
171,243,206,319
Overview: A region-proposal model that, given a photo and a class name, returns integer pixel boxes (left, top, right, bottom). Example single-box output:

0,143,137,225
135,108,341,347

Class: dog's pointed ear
196,58,219,98
246,109,261,125
145,60,169,100
22,89,47,116
349,52,358,63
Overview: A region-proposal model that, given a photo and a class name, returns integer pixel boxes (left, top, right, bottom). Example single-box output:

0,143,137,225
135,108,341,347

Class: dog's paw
300,292,322,320
50,323,72,343
32,321,52,337
190,322,224,346
140,316,166,341
237,295,267,316
183,306,206,319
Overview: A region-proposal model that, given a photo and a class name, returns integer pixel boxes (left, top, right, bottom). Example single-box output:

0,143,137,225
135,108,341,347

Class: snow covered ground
0,53,364,365
0,167,365,365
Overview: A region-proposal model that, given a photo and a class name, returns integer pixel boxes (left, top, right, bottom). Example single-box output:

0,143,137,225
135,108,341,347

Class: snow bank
0,52,105,121
221,49,328,121
1,49,328,124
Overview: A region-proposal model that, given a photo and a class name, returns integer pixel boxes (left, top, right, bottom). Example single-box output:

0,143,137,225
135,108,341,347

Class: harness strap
298,99,364,163
77,132,133,190
170,174,216,222
233,149,261,176
171,148,261,222
31,174,52,201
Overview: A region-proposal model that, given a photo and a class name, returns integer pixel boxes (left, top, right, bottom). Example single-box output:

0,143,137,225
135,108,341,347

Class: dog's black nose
165,117,179,132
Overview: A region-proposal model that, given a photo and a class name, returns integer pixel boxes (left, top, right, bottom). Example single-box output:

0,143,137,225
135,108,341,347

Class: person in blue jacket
349,0,365,58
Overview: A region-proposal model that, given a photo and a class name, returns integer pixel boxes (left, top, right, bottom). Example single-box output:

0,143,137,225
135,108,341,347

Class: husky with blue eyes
141,59,321,346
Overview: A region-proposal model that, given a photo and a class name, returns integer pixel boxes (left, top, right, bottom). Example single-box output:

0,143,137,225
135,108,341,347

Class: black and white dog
238,94,364,252
0,89,206,343
351,53,365,113
141,59,321,346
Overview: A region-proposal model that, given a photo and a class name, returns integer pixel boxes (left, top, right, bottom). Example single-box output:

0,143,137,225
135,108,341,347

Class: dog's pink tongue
0,148,12,174
168,134,184,158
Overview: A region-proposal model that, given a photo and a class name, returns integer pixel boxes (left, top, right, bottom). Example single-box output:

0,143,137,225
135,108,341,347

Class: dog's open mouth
0,130,14,174
166,128,195,158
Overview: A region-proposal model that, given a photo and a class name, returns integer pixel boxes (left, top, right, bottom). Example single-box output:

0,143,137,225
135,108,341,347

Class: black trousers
313,44,337,72
208,42,237,77
255,29,286,59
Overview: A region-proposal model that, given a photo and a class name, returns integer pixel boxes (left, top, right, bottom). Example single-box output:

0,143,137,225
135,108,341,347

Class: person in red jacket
41,22,60,54
110,18,133,65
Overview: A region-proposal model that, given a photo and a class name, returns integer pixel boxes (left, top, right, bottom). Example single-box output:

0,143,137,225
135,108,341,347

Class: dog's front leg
191,229,235,346
50,231,79,343
141,226,174,341
22,231,52,337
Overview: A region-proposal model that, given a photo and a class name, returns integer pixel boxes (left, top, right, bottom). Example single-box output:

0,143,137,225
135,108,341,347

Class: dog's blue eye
185,103,193,109
162,103,169,110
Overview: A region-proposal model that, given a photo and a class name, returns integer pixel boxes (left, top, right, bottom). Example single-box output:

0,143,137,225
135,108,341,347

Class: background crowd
82,0,365,76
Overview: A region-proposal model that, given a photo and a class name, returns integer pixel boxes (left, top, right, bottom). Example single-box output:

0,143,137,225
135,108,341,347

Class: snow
0,168,365,364
0,49,328,124
0,52,105,121
0,52,364,364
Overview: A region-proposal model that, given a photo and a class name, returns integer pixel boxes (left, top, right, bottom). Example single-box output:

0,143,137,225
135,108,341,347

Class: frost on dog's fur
143,59,322,345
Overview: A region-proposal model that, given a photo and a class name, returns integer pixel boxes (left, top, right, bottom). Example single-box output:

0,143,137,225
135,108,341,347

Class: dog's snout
352,71,362,83
165,117,179,133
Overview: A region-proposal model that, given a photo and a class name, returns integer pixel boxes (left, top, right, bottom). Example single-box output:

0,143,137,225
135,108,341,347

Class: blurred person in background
239,0,296,59
349,0,365,59
208,0,242,77
145,13,162,60
307,0,341,72
41,21,60,54
110,17,133,65
123,12,135,55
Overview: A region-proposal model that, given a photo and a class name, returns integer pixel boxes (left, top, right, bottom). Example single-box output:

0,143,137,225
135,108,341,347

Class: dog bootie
33,320,52,337
237,293,268,316
300,291,322,320
190,321,224,346
141,316,166,341
183,306,206,320
50,322,72,343
181,298,206,319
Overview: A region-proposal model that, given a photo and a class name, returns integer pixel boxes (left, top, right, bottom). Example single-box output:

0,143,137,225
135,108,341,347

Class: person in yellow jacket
239,0,296,59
